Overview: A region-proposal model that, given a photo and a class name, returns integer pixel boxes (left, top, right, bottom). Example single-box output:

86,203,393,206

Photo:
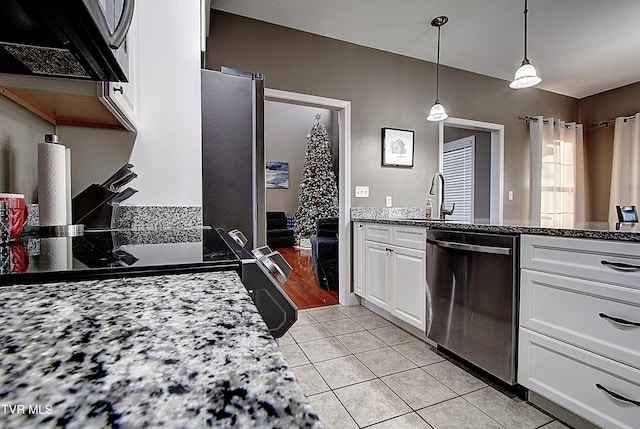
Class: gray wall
206,11,578,221
265,101,334,216
444,127,491,220
579,81,640,221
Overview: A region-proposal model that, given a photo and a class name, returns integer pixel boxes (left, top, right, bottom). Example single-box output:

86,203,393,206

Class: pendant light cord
436,24,441,101
523,0,529,62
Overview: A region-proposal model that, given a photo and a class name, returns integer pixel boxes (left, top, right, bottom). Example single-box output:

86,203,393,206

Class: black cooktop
1,228,241,286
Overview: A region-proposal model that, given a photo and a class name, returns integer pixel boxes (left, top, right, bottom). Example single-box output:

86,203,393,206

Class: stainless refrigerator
201,67,266,249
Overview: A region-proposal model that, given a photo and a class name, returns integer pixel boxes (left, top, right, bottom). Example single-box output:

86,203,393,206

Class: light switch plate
385,196,392,207
508,190,514,201
355,186,369,197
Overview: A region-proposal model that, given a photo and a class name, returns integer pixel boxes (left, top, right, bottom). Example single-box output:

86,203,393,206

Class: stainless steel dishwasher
426,229,519,385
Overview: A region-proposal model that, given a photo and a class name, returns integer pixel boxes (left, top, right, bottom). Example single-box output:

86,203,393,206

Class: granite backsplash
27,204,202,230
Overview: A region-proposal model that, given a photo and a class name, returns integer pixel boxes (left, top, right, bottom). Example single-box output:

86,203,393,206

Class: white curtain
529,116,585,228
609,113,640,224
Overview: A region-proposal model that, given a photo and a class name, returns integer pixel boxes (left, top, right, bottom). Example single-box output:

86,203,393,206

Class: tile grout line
294,307,565,429
298,308,460,428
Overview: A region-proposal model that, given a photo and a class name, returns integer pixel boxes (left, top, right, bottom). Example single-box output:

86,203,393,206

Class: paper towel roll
65,147,72,224
38,142,68,226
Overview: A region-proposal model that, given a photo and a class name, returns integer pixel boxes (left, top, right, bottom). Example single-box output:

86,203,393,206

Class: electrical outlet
385,196,392,207
355,186,369,198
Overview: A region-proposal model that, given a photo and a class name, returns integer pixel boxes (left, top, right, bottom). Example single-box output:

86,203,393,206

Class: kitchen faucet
429,172,455,220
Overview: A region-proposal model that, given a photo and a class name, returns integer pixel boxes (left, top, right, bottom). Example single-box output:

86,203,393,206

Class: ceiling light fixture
510,0,541,89
427,16,448,122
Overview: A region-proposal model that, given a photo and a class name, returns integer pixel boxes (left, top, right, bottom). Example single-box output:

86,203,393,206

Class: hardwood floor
276,247,339,310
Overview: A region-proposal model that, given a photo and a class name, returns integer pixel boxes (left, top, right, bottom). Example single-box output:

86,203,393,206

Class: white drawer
520,269,640,369
365,223,392,244
392,225,426,250
521,235,640,289
519,328,640,429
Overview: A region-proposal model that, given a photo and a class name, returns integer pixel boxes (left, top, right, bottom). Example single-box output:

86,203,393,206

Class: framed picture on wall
266,161,289,188
382,127,414,167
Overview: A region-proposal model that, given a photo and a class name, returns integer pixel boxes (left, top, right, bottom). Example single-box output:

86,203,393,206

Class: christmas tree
294,115,339,245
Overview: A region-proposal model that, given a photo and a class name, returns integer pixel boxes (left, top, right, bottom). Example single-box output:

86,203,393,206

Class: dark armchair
266,211,295,248
311,217,339,291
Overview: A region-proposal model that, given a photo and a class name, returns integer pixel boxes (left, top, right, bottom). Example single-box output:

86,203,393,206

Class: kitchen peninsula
352,207,640,429
0,229,321,428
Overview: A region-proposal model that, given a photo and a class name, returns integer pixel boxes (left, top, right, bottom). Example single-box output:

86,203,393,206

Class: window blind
443,137,474,222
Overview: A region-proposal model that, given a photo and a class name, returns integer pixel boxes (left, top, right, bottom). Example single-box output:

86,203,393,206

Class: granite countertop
351,208,640,242
0,271,321,428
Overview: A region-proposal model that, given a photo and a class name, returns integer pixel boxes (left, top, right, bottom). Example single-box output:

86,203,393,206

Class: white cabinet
99,7,138,132
365,240,392,310
519,235,640,429
391,244,426,329
353,222,426,330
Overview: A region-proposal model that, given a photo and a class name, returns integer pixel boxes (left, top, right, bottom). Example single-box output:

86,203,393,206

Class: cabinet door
365,241,391,310
391,246,426,330
353,222,366,297
98,10,137,132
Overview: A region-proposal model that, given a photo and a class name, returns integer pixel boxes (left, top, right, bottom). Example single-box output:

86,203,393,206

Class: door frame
264,88,355,306
439,117,504,223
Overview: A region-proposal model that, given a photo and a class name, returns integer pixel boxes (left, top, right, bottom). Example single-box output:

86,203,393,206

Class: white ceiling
211,0,640,99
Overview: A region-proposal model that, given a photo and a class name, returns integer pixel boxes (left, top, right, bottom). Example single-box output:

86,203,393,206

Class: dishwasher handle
427,238,512,255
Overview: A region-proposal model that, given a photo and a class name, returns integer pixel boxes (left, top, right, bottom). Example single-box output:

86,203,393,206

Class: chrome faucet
429,172,455,220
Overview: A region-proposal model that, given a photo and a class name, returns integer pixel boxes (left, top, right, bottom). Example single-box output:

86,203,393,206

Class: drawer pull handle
599,313,640,327
596,383,640,407
600,260,640,271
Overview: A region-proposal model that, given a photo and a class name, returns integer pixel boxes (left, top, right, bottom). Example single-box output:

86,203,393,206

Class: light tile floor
280,304,571,429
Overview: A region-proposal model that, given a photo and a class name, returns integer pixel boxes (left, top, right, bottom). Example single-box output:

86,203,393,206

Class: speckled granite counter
351,207,640,242
0,271,321,428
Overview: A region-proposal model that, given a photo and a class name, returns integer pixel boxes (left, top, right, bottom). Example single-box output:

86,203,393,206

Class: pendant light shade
427,102,447,122
427,16,448,122
510,0,541,89
510,60,541,89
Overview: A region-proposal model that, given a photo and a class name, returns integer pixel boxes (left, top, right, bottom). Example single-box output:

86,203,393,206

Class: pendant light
510,0,541,89
427,16,448,122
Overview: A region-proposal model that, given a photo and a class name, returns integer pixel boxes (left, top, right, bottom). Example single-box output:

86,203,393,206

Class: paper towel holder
38,133,85,237
39,224,85,237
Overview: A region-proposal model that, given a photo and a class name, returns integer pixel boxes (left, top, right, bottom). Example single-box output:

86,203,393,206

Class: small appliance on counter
72,164,138,230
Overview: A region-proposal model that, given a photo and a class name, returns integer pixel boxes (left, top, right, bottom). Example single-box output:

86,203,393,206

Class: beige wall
207,11,578,221
265,101,334,216
578,81,640,221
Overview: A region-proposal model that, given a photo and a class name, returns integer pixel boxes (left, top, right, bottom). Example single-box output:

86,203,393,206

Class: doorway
439,117,504,223
264,88,354,307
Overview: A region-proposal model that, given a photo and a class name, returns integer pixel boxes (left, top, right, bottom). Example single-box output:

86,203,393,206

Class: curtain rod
518,116,577,128
591,114,637,128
